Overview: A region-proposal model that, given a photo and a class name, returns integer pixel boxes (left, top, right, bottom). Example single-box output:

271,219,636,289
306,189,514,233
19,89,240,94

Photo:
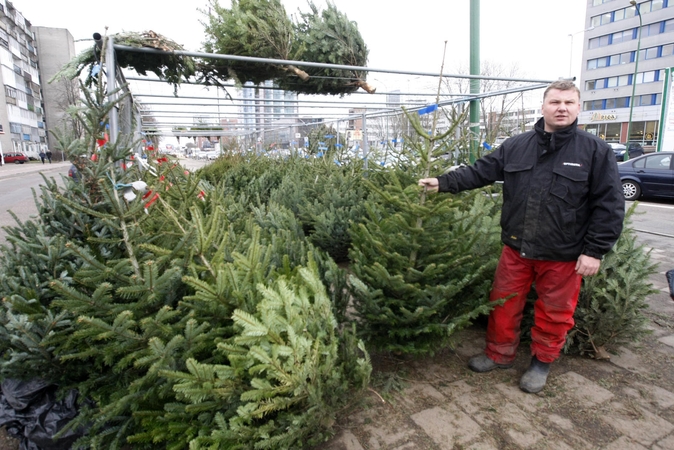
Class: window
642,71,656,83
586,80,597,90
642,23,661,37
607,76,618,87
645,154,672,169
606,123,622,140
652,0,664,10
615,97,629,108
584,100,605,111
665,19,674,32
645,47,659,59
609,52,632,66
619,75,630,86
9,123,21,134
611,29,636,44
638,94,660,106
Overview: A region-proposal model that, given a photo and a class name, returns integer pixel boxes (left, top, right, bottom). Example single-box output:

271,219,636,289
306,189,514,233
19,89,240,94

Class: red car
2,152,28,164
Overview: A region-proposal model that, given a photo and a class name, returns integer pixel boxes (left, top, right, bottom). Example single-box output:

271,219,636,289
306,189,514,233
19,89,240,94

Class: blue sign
417,104,438,116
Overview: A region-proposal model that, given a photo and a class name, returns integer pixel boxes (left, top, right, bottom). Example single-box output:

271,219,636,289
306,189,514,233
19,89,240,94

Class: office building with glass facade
579,0,674,149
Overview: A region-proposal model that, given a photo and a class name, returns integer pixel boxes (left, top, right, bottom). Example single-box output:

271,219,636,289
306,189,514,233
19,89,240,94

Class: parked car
2,152,28,164
617,151,674,200
608,142,644,161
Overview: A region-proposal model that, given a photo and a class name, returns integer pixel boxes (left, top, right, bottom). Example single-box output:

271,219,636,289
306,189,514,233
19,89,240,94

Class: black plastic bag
0,379,87,450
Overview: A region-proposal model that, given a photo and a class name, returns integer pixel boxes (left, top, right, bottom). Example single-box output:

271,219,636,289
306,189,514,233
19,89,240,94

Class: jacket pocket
504,163,533,174
550,166,589,207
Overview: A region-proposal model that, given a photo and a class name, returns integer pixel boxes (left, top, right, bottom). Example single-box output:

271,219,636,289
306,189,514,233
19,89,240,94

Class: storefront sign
590,113,617,121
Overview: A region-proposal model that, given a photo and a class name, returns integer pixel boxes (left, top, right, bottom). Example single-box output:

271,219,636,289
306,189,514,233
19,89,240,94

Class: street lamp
626,0,643,152
568,27,595,79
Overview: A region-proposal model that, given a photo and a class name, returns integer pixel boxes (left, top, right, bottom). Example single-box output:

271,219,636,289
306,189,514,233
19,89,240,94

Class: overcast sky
20,0,591,146
21,0,588,84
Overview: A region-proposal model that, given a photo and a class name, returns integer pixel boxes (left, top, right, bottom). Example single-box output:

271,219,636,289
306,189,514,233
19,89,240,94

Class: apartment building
0,0,46,160
34,26,77,154
579,0,674,149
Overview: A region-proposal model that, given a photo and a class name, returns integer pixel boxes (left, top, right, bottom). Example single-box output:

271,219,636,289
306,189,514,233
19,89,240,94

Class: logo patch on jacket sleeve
562,162,582,167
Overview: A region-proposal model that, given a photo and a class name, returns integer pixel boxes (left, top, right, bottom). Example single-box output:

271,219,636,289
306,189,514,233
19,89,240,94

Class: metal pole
362,112,368,171
469,0,480,163
568,33,574,79
626,0,642,156
106,35,119,144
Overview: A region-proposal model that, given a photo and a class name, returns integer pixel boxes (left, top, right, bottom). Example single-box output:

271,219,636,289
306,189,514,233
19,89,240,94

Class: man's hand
418,178,439,192
576,254,601,276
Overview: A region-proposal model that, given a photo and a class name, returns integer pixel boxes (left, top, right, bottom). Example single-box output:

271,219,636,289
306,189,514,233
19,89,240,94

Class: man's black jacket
436,118,625,262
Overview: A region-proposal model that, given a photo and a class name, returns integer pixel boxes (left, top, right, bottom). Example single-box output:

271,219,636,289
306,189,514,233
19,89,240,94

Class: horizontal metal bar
114,44,558,84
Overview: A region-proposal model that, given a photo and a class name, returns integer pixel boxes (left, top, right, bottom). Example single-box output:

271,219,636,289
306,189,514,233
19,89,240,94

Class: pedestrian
39,151,46,164
666,269,674,301
46,150,52,164
418,80,625,394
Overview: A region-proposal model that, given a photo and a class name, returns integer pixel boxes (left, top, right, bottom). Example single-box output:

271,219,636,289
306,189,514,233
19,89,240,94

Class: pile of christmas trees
0,84,658,449
0,83,371,449
201,0,373,95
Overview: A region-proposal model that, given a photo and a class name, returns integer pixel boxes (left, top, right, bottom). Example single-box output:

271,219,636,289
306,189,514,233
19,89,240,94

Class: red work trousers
484,245,582,365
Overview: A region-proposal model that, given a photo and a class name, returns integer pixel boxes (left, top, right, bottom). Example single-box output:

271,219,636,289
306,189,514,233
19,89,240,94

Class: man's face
541,89,581,132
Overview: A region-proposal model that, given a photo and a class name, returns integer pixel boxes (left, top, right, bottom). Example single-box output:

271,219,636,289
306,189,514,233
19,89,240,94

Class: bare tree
442,61,528,145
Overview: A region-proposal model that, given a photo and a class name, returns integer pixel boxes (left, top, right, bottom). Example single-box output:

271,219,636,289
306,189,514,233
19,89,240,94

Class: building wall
34,26,77,152
0,0,46,160
579,0,674,148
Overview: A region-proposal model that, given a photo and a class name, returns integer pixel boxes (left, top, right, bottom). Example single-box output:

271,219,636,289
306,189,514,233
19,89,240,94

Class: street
0,159,208,243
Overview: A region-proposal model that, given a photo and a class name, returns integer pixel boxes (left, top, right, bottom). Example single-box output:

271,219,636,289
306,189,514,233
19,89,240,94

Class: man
418,80,624,393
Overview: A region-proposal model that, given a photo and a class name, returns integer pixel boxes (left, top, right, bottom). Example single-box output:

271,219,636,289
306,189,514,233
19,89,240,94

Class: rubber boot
468,354,513,373
519,355,550,393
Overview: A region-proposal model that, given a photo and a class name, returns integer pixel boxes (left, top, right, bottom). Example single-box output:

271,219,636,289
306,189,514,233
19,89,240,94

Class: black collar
534,117,577,152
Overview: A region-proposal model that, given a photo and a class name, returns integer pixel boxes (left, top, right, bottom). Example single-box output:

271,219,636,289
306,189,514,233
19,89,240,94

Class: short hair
543,80,580,100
